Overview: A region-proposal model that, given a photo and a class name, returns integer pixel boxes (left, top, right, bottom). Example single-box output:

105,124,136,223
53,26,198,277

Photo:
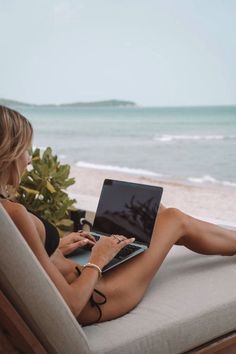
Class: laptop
67,179,163,273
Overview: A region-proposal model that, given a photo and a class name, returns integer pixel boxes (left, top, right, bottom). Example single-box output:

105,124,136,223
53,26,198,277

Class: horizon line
0,97,236,109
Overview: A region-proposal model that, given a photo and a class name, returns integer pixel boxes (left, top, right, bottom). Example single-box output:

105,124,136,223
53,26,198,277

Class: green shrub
17,147,77,235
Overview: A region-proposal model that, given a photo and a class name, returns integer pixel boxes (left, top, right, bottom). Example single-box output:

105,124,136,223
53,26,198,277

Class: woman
0,105,236,326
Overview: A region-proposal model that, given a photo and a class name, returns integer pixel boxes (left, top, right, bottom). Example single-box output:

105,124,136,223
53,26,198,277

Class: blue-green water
18,105,236,187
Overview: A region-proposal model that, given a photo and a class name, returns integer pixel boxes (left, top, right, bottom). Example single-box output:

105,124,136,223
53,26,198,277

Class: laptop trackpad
68,249,91,265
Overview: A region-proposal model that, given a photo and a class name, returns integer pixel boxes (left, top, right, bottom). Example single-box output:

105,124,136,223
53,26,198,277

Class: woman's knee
160,207,188,234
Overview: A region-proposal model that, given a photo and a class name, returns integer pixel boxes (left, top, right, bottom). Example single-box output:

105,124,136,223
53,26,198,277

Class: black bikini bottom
75,266,107,323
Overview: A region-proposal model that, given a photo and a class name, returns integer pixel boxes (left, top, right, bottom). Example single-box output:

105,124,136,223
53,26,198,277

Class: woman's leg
157,205,236,256
79,208,189,323
79,208,236,324
176,213,236,256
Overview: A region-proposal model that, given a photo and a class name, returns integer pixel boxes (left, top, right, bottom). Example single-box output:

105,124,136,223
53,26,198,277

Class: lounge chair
0,204,236,354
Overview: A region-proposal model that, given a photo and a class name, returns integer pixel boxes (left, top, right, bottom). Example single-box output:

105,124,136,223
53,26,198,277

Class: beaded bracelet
82,262,102,278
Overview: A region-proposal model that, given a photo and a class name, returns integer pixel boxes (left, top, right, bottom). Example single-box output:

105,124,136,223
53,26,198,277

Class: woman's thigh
78,207,183,325
78,253,148,325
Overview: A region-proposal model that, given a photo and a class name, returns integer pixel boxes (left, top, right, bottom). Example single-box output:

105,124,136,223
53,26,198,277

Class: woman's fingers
110,234,136,254
89,234,136,268
62,239,90,255
111,234,135,245
74,235,95,248
78,230,96,243
85,233,96,243
59,232,96,256
70,232,96,245
123,237,135,245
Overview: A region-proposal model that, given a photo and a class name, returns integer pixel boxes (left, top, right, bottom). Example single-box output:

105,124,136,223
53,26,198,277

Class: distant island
0,98,137,108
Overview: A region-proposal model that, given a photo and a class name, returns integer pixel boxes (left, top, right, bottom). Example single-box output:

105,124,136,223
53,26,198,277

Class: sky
0,0,236,107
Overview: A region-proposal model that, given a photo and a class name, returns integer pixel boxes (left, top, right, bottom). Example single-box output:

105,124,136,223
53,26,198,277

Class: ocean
18,105,236,188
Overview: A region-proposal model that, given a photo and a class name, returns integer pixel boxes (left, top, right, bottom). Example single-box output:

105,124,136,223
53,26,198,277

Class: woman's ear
7,161,20,190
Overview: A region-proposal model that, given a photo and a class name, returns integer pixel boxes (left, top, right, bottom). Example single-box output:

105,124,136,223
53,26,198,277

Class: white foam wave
222,180,236,187
154,134,236,142
188,175,236,187
75,161,162,177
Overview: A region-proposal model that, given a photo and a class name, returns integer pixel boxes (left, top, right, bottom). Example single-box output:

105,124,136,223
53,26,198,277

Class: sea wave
188,175,236,187
75,161,162,177
154,134,236,142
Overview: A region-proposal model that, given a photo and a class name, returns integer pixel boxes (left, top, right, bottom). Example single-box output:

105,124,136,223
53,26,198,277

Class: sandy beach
69,165,236,226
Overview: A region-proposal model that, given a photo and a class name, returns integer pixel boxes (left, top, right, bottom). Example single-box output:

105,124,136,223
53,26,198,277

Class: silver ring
113,235,126,244
112,235,119,240
113,235,124,243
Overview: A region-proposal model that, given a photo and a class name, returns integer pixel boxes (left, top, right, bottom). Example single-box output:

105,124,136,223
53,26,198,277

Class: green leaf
19,186,39,195
46,181,56,193
56,219,74,227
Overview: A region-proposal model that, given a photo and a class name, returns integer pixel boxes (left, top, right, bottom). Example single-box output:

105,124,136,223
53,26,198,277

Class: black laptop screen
92,179,163,245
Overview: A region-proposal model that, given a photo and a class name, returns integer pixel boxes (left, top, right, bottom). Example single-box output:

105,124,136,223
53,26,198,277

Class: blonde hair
0,105,33,197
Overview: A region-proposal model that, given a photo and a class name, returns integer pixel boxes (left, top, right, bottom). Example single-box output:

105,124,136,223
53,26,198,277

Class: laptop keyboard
115,244,140,260
91,233,141,260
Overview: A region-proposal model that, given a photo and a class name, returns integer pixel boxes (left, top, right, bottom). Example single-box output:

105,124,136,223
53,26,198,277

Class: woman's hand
89,235,135,269
59,231,96,256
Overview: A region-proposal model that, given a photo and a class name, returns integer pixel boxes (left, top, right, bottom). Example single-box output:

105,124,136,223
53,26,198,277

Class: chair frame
0,290,46,354
188,331,236,354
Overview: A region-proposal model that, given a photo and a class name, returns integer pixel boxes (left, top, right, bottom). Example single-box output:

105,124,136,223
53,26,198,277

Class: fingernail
83,239,88,243
131,237,135,242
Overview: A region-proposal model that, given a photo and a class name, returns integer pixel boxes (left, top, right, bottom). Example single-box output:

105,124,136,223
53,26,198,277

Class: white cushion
84,245,236,354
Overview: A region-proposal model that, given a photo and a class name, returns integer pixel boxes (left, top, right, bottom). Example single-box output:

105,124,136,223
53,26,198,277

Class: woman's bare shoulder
1,199,26,215
1,199,46,260
1,199,29,226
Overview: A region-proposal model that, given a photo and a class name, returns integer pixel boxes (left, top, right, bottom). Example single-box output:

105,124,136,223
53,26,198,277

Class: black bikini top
44,219,60,256
29,211,60,256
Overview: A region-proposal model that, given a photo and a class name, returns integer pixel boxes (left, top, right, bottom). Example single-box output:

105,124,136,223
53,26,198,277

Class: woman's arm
4,202,101,317
3,201,134,318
